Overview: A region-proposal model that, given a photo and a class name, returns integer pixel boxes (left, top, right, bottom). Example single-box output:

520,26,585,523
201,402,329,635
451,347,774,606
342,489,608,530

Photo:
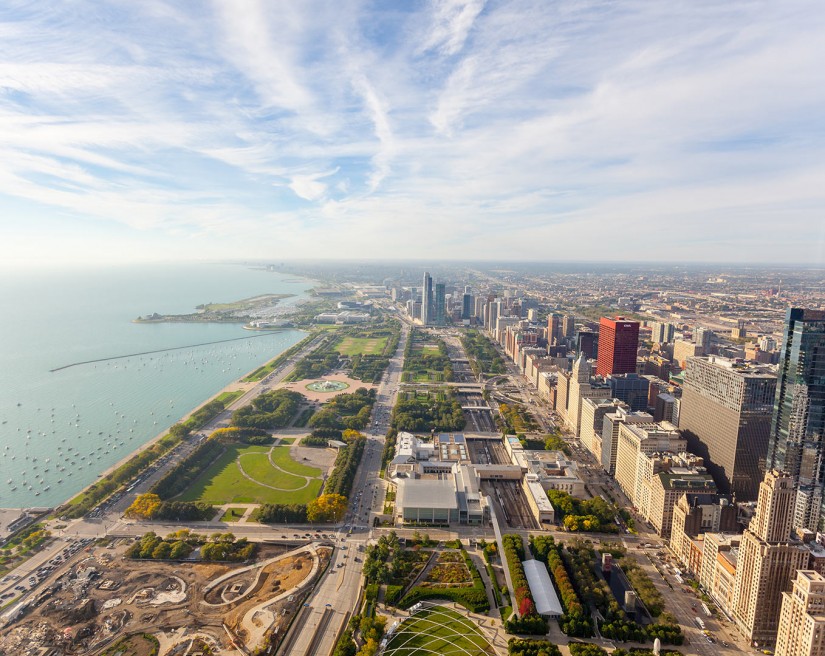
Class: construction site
0,538,332,656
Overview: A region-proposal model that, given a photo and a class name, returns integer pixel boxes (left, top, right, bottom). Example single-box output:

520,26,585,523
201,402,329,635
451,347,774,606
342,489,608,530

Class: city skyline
1,1,824,266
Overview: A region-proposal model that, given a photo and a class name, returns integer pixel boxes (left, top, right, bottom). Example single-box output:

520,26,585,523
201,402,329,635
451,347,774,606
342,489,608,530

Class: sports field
336,336,388,356
178,444,323,505
384,605,495,656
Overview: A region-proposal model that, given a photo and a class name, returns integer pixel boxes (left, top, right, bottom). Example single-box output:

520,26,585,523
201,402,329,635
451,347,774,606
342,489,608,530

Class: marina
0,264,314,508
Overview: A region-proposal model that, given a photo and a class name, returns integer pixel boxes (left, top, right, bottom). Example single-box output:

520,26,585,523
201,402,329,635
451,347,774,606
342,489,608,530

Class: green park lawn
336,336,388,356
384,606,495,656
269,445,322,477
178,444,322,505
216,390,245,405
220,507,247,522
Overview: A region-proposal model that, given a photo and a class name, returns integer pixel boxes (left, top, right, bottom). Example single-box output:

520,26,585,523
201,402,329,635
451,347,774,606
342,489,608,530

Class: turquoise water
0,263,312,508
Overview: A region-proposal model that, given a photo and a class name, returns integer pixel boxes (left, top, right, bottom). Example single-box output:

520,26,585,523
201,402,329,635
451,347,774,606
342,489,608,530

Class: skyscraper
768,309,825,531
596,317,639,377
775,570,825,656
421,272,433,325
434,283,446,325
462,293,473,320
562,314,575,338
732,470,809,645
547,313,563,346
576,330,596,359
606,373,650,412
680,356,776,501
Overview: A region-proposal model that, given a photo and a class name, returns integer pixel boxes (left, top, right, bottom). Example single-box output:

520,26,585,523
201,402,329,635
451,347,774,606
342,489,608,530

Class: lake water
0,263,312,508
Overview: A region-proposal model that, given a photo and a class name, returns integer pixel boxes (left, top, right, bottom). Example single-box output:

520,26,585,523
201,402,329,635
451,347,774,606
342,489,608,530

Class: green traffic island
133,294,294,324
505,639,684,656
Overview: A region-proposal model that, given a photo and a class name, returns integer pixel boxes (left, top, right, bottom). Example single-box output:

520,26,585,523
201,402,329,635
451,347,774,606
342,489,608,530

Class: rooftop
522,559,563,616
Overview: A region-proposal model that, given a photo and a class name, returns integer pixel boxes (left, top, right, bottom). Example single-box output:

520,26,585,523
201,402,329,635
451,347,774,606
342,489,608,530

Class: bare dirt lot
0,540,332,656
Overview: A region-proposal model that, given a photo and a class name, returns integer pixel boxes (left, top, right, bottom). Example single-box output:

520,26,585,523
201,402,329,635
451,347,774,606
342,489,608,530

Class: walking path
234,448,314,492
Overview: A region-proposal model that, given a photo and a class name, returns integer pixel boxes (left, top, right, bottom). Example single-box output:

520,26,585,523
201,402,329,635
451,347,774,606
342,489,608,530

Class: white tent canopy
522,559,563,617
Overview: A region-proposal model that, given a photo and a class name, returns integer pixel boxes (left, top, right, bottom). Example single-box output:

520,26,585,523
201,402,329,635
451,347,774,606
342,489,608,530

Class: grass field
269,445,322,476
216,390,245,405
336,336,388,356
403,371,445,383
220,507,246,522
384,606,495,656
178,444,323,505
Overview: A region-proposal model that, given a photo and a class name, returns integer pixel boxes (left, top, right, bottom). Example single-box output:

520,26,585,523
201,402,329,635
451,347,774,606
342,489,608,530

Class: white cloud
288,168,339,201
419,0,486,56
0,0,823,264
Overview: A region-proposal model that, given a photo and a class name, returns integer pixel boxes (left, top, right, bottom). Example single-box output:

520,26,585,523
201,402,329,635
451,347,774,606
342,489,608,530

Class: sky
1,0,824,266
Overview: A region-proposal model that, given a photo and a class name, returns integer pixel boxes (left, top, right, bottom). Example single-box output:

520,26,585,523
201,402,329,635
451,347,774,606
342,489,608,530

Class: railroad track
491,481,538,530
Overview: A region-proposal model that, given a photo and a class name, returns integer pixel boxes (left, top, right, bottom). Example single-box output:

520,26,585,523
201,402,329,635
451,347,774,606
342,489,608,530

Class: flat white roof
525,479,555,513
522,559,563,616
398,479,458,509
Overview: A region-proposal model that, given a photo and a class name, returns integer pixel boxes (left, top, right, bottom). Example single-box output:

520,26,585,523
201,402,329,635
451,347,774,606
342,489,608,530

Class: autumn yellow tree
125,493,162,519
342,429,362,443
306,493,348,522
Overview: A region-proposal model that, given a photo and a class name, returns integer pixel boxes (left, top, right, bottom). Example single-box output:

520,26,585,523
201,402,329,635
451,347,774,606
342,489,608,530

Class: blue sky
1,0,824,266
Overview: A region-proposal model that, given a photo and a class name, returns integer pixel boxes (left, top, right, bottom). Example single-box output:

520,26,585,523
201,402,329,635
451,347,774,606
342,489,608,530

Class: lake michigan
0,263,312,509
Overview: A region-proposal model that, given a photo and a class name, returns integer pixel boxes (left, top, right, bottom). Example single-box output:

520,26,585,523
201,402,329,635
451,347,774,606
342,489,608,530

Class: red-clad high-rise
596,317,640,376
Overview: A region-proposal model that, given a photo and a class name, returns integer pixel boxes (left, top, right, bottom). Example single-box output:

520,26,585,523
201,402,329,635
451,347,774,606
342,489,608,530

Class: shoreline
0,268,323,513
50,328,310,512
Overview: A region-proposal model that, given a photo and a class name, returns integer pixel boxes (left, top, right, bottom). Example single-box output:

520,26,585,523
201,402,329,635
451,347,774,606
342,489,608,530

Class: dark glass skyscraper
462,293,473,320
434,283,446,325
768,308,825,530
421,272,433,325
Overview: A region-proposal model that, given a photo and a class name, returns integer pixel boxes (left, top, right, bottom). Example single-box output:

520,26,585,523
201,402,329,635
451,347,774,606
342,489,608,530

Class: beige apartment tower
775,571,825,656
733,470,810,645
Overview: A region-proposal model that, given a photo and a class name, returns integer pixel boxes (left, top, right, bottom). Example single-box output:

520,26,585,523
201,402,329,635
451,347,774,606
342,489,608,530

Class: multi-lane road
281,322,409,656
